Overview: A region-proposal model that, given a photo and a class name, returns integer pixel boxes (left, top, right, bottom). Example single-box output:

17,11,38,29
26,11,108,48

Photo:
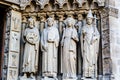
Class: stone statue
81,10,100,79
61,17,79,80
41,17,59,79
22,18,40,79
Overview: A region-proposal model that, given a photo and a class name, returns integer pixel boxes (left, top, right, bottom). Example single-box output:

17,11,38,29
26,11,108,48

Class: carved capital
38,13,46,22
65,11,74,17
109,7,118,18
47,12,55,19
56,12,65,21
100,7,118,18
22,16,27,23
75,11,84,21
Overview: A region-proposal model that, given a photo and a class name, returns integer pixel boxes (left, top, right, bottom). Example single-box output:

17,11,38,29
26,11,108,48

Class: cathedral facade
0,0,120,80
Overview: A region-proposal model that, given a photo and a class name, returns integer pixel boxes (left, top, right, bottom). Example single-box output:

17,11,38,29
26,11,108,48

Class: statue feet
29,73,35,79
19,73,27,80
19,73,36,80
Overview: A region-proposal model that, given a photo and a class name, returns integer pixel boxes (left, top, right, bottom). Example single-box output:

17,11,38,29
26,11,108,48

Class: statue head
78,14,83,21
86,10,93,25
65,17,76,28
28,18,35,28
47,17,54,27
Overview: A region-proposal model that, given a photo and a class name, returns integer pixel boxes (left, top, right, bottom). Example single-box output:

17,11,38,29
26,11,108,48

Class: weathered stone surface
0,0,120,80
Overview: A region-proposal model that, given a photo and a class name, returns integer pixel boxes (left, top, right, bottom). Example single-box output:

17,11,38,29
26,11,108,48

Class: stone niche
0,0,114,80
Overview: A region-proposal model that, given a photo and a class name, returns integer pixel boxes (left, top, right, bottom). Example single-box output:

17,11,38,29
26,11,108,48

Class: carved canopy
4,0,105,10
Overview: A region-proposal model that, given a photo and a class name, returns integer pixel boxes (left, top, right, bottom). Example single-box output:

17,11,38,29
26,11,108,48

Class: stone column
75,13,83,79
56,13,65,80
2,10,11,80
19,16,27,74
39,13,46,35
100,1,119,79
57,12,65,38
6,9,22,80
38,13,46,78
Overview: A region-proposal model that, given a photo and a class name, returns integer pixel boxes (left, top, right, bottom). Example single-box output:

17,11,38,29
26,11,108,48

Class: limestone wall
110,0,120,80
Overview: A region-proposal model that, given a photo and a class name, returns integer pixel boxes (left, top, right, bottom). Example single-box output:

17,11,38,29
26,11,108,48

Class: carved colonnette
2,10,11,80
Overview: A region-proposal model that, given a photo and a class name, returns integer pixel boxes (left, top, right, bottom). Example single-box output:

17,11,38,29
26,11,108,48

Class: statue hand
35,66,38,71
42,45,48,51
45,47,48,51
61,41,64,46
47,39,54,43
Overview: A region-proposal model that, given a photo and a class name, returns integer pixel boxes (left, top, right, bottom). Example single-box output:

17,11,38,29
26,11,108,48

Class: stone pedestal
19,77,36,80
19,75,36,80
81,78,97,80
42,77,58,80
63,79,77,80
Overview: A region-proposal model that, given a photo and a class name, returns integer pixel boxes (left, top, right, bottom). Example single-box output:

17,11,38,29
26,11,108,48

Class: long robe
81,24,100,77
41,26,59,77
61,27,78,78
22,27,40,73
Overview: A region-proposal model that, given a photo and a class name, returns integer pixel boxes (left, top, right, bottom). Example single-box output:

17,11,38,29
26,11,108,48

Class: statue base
19,76,36,80
42,77,58,80
62,79,77,80
81,77,97,80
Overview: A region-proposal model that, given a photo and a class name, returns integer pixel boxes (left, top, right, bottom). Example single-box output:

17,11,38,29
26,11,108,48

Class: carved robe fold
61,27,78,78
41,26,59,77
81,24,100,77
22,27,40,73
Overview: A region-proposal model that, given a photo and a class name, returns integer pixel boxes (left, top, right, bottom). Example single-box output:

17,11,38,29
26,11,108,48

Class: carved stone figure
22,18,40,78
11,32,19,52
61,17,79,79
41,17,59,79
9,70,17,80
81,10,100,78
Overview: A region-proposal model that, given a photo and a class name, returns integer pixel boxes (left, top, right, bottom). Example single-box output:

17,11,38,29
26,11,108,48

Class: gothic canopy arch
4,0,105,11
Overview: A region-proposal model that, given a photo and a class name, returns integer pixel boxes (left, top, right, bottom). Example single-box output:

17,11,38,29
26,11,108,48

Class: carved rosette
55,0,68,8
36,0,49,9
